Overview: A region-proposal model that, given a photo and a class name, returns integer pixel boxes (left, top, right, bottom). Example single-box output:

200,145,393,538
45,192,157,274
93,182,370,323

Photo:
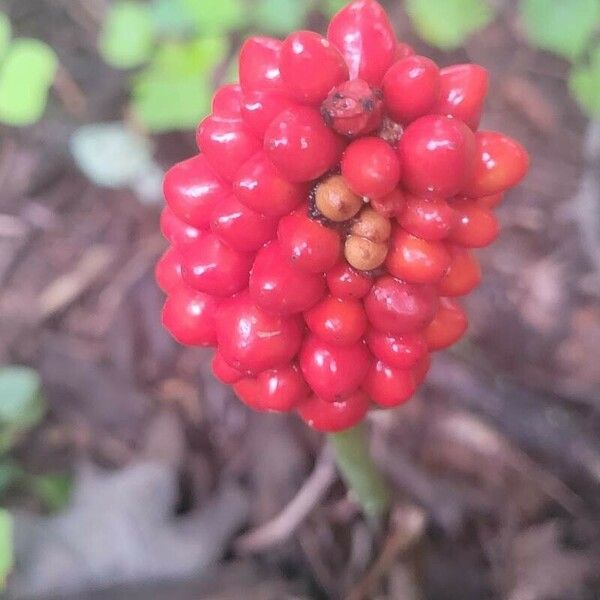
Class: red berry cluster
156,0,529,433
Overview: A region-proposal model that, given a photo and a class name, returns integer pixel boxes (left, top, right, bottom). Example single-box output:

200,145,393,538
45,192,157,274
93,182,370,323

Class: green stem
329,423,392,520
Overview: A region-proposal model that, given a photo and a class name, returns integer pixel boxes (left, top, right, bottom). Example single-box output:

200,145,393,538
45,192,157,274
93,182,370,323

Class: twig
235,448,336,553
53,65,88,119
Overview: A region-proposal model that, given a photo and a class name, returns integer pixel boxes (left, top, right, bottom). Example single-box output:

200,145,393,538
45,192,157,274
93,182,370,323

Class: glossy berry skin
249,241,326,315
160,207,203,246
300,335,371,401
281,31,348,104
180,233,253,297
363,360,416,408
365,276,438,334
425,298,468,350
341,137,401,199
255,364,310,411
212,84,243,119
399,194,457,240
449,198,499,248
370,187,405,218
233,378,265,411
366,330,428,369
155,247,183,294
326,261,373,299
297,390,369,432
382,55,440,123
278,209,341,273
304,295,367,346
438,245,481,296
264,106,345,182
327,0,396,86
239,37,284,92
162,287,219,347
464,131,529,197
241,90,295,137
399,115,476,197
196,115,261,182
216,291,303,374
163,155,228,229
210,194,278,252
436,64,488,130
233,152,309,217
386,228,451,284
212,351,243,384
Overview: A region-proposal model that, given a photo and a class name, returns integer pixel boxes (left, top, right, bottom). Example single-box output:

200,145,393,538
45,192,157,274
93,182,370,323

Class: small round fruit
297,390,370,432
162,287,219,347
304,295,367,346
366,330,428,369
212,351,243,384
382,55,440,123
341,137,401,199
399,115,476,197
278,209,341,273
438,245,481,296
363,360,416,408
212,84,243,118
264,106,345,182
370,187,405,218
344,235,388,271
240,90,295,137
255,364,310,412
216,291,304,374
280,31,348,104
233,378,264,411
249,241,326,315
386,228,451,284
239,37,284,92
314,175,363,222
365,276,438,334
412,354,430,385
326,261,373,299
155,246,183,294
351,208,392,243
425,298,468,350
180,233,253,297
449,198,499,247
300,335,370,401
399,194,457,240
160,208,203,246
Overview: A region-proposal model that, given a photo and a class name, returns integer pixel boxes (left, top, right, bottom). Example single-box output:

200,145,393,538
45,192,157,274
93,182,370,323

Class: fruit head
158,0,529,433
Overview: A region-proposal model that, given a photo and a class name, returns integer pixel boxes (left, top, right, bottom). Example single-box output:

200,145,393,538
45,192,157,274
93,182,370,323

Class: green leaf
569,45,600,116
0,39,58,126
0,510,12,588
254,0,312,34
0,460,23,494
0,367,44,434
520,0,600,61
31,473,72,512
405,0,494,50
99,1,154,68
151,0,195,37
179,0,248,34
0,12,11,61
132,36,227,131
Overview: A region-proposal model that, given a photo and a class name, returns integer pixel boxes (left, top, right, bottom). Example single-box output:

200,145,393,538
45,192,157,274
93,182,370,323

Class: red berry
212,351,243,384
255,364,310,411
399,194,457,240
281,31,348,104
216,291,303,373
196,115,261,182
424,298,468,350
328,0,396,86
449,198,499,247
160,207,202,246
240,90,296,137
436,64,488,130
239,37,284,92
233,378,265,411
264,106,345,182
277,208,341,273
412,354,430,385
155,246,183,294
163,155,228,229
464,131,529,197
386,228,451,284
366,330,427,369
212,84,243,119
210,193,278,252
363,359,416,408
162,287,219,347
382,55,440,123
300,335,370,400
438,245,481,296
180,233,253,296
297,390,369,432
233,152,309,217
399,115,476,197
365,276,438,334
249,241,326,315
304,295,367,346
341,137,401,199
326,261,373,299
370,187,405,218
